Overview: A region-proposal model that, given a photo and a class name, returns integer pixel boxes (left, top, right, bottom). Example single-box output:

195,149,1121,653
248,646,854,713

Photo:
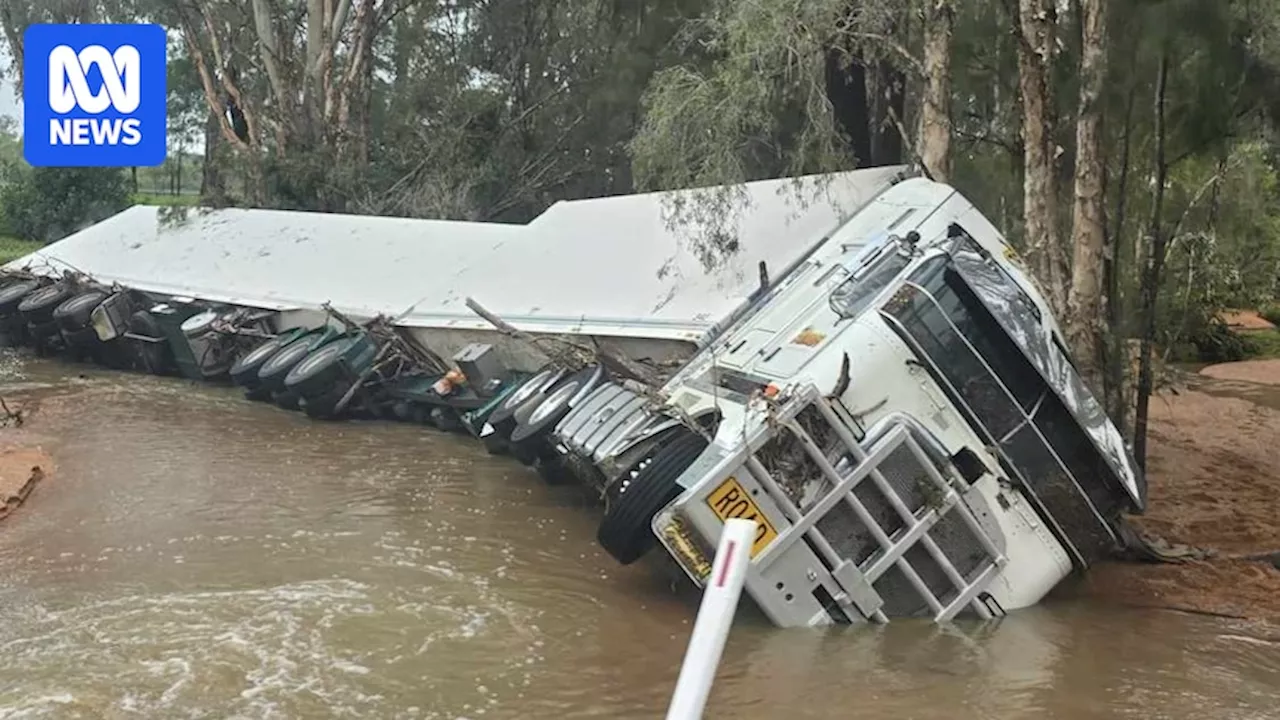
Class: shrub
1259,303,1280,328
0,166,131,243
1189,318,1258,362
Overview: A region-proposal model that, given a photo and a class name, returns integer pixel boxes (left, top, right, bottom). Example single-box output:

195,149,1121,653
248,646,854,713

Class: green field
1246,328,1280,358
0,236,43,264
131,192,201,207
0,193,200,264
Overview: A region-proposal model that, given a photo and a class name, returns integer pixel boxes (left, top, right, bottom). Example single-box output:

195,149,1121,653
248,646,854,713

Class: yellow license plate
706,476,780,558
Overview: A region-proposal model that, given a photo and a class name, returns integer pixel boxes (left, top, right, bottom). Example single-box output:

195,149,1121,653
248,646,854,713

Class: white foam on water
0,693,76,719
0,572,545,718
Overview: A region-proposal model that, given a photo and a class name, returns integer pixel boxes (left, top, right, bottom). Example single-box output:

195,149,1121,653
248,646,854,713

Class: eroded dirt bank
1083,362,1280,624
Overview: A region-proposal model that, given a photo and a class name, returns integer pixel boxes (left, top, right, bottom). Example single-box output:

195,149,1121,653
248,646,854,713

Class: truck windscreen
828,249,913,319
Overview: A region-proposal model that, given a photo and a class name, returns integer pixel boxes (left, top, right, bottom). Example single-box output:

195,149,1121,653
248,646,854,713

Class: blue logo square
22,23,168,168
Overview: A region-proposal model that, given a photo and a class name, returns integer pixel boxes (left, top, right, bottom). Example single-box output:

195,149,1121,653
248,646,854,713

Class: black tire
127,310,171,374
27,319,61,340
0,313,25,346
258,332,328,392
486,367,566,431
273,389,302,411
482,433,508,455
284,334,376,398
244,386,273,402
61,327,99,362
18,283,73,324
62,325,99,344
409,404,432,426
303,385,348,420
430,407,462,432
596,429,708,565
0,280,39,316
230,333,295,387
509,440,540,466
27,319,62,356
53,291,106,331
509,365,603,446
390,401,412,421
534,447,574,485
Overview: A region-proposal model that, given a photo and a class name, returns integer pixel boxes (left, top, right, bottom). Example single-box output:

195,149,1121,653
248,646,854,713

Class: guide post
665,517,756,720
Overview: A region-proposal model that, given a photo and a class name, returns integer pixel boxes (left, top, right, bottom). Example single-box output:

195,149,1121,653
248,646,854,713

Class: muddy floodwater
0,356,1276,719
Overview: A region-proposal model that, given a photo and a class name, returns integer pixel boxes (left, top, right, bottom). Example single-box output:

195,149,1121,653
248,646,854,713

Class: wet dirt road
0,356,1276,719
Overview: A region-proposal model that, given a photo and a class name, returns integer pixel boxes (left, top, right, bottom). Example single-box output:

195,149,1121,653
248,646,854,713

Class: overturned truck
0,167,1145,628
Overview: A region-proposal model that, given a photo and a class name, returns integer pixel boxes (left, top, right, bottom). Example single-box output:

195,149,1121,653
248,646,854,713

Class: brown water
0,356,1276,719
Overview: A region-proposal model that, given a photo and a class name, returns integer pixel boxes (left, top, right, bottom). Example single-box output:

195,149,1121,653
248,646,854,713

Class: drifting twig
464,296,666,386
0,397,24,428
333,343,395,416
321,302,450,374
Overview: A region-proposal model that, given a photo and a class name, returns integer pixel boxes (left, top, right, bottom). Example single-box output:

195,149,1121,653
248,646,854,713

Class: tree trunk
200,112,226,202
1064,0,1107,393
1132,51,1170,470
917,0,953,183
1104,74,1137,429
1016,0,1066,315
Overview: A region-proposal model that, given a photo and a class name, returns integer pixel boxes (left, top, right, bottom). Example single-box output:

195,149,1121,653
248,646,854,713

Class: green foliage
0,0,1270,376
629,0,865,194
0,167,131,243
1187,317,1258,363
1260,304,1280,327
1154,141,1280,361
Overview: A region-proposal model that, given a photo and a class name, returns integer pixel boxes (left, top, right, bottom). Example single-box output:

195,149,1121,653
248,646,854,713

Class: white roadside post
665,518,756,720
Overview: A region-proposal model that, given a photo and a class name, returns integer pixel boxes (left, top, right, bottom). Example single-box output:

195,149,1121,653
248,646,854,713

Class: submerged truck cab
585,178,1147,628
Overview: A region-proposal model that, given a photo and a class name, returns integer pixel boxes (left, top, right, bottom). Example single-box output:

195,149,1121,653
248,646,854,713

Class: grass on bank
132,192,200,207
1244,328,1280,359
0,194,198,264
0,236,43,264
1235,306,1280,359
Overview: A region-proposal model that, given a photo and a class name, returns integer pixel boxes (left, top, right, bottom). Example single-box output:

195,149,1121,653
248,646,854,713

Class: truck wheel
60,325,99,353
284,334,376,398
230,332,296,387
273,389,303,411
302,384,348,420
431,407,462,432
27,319,62,356
0,280,39,316
481,431,507,455
52,291,106,331
509,364,603,446
486,367,566,438
257,333,325,392
509,440,540,466
18,283,73,324
596,428,708,565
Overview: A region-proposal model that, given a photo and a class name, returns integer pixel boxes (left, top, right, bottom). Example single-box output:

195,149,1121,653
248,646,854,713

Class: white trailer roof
5,166,908,344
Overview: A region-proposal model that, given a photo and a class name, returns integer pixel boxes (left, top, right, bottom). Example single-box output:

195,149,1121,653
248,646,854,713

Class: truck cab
583,178,1146,627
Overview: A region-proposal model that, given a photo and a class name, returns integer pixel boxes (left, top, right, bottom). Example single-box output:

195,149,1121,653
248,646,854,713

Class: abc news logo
23,23,166,168
48,44,143,146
